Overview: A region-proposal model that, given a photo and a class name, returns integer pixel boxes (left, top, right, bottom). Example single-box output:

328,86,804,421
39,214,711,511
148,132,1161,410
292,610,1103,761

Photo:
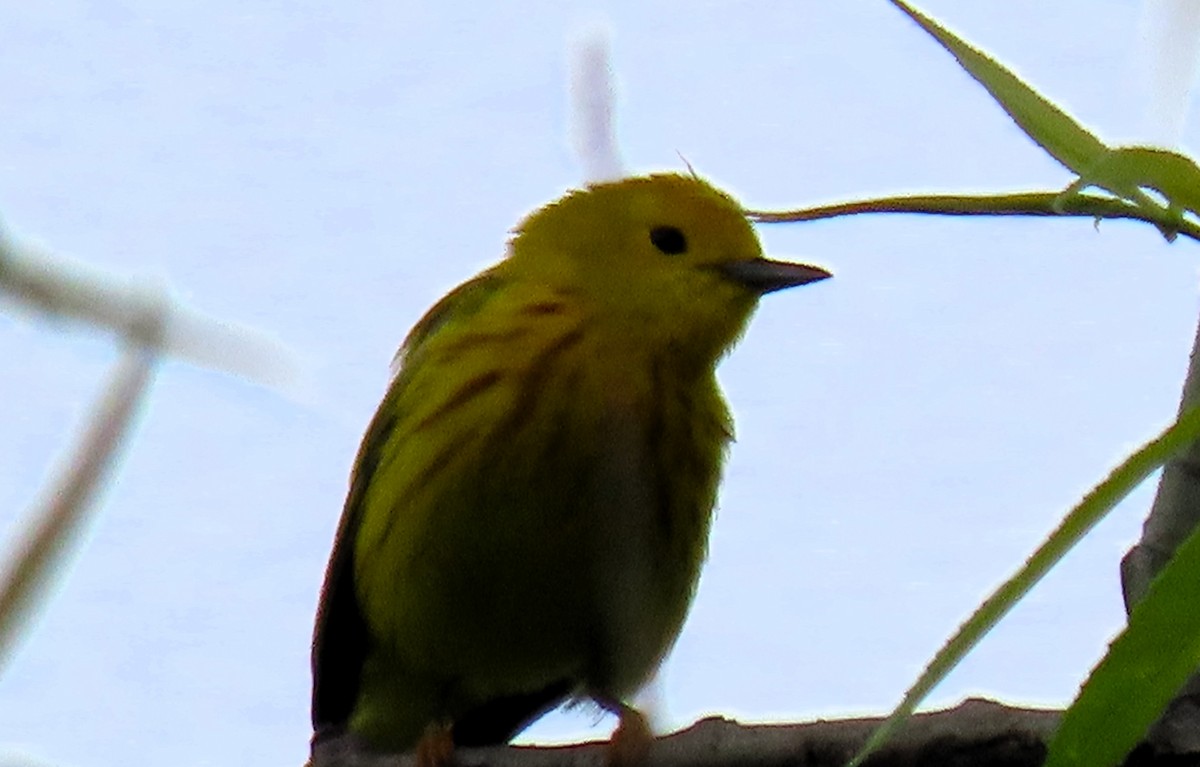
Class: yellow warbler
309,173,830,761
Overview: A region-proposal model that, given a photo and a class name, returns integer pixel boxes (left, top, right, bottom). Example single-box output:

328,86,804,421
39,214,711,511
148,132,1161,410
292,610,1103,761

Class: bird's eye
649,225,688,255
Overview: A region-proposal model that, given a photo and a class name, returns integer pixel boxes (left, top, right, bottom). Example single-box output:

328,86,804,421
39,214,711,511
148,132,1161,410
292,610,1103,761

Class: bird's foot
606,704,653,767
415,721,457,767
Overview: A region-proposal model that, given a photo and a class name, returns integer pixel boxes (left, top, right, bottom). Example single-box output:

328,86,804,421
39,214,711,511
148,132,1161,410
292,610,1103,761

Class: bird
309,172,831,765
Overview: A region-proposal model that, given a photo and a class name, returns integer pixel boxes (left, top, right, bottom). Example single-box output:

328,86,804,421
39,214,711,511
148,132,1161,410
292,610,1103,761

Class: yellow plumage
310,173,830,758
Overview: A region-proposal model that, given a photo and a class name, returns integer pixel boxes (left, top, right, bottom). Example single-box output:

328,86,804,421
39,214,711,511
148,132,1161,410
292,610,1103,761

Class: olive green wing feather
310,272,505,739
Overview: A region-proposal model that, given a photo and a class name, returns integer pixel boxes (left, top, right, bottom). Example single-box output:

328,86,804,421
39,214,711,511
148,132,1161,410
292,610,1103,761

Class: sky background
2,2,1198,765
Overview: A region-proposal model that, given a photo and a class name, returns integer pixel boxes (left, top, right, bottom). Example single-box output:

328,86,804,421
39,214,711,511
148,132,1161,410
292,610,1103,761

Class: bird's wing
310,271,505,738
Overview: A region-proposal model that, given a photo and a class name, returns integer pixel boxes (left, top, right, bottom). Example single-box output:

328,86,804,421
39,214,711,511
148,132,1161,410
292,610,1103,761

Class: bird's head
507,173,831,366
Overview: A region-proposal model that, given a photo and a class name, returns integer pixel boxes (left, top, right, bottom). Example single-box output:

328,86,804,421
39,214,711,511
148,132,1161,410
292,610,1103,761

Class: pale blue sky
1,2,1195,766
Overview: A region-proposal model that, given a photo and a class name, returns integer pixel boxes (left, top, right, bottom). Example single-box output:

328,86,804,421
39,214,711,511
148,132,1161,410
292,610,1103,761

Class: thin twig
0,308,165,671
747,190,1200,243
0,228,295,387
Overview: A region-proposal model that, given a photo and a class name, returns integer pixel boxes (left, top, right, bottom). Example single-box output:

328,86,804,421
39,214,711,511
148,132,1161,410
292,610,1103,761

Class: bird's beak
719,258,832,294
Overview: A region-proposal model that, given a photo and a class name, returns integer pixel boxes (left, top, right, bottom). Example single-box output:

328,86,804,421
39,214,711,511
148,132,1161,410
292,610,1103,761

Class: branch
1120,285,1200,755
746,191,1200,244
0,310,163,670
0,227,295,387
312,699,1061,767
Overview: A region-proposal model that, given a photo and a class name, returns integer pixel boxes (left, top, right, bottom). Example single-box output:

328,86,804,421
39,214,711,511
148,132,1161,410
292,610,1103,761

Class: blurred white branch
570,28,625,183
1136,0,1200,146
0,221,298,672
0,313,162,671
0,227,295,388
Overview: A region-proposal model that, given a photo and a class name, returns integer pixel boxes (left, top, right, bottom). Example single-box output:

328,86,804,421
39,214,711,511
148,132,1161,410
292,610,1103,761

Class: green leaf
1045,484,1200,767
886,1,1200,242
847,405,1200,767
1063,146,1200,217
889,0,1109,174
